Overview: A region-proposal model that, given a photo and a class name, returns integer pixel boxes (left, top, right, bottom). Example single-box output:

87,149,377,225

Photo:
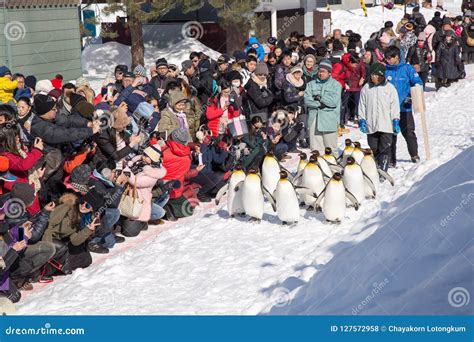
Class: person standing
358,63,400,171
384,46,423,166
304,59,342,156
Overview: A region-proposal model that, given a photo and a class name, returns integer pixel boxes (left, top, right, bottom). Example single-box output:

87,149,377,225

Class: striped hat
318,59,332,72
133,64,147,77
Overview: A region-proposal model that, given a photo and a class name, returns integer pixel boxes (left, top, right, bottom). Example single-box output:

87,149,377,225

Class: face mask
417,41,424,48
232,80,241,87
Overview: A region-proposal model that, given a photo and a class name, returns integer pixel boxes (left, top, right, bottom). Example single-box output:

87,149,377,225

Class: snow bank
330,4,462,43
81,39,221,78
269,146,474,315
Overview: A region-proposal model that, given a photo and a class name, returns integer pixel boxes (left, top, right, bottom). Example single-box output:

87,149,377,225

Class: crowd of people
0,6,471,304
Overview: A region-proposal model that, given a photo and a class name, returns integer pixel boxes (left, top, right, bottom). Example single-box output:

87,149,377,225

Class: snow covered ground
17,64,474,315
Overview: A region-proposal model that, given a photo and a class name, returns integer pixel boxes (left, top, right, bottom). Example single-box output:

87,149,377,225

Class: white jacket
358,80,400,134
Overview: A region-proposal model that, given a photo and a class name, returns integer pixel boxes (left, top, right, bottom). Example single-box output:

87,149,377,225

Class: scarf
251,74,267,88
286,73,304,88
173,106,189,132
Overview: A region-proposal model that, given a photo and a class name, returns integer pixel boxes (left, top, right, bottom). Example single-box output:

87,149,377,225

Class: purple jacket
0,226,28,291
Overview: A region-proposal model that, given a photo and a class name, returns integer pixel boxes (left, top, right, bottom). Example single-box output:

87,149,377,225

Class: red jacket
162,140,192,199
331,59,350,90
1,148,43,214
341,53,367,92
205,96,240,136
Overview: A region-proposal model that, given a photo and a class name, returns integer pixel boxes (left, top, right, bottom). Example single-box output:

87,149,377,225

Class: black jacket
30,114,94,152
243,79,274,119
93,128,133,170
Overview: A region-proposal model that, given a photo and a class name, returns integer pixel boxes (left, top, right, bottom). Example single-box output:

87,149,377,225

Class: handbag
228,116,249,137
118,182,144,219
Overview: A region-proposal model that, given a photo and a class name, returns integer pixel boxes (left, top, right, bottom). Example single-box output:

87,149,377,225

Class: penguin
300,155,326,206
360,149,395,194
340,138,354,166
215,166,247,217
238,168,274,222
273,171,302,224
351,142,365,165
360,150,379,198
314,172,360,223
261,151,293,195
297,152,308,175
342,156,365,205
311,150,333,179
323,147,343,173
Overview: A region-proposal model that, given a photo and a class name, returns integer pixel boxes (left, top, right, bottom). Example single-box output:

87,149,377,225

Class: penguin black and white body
262,151,283,195
340,139,354,166
351,142,365,165
215,166,247,216
311,150,332,179
273,171,302,224
314,172,360,223
323,147,343,173
343,156,365,205
300,155,326,206
239,168,273,222
297,152,308,175
360,150,379,198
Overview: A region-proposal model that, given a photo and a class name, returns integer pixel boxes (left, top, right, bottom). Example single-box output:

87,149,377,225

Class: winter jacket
282,76,305,109
343,57,367,92
205,96,240,136
198,142,229,174
246,37,266,61
304,76,342,133
243,78,274,120
125,156,167,222
0,77,17,104
93,128,133,170
42,193,94,246
241,129,268,170
30,114,94,152
1,148,43,214
186,95,202,140
158,91,189,138
461,23,474,54
14,87,31,101
331,59,349,89
406,45,432,73
435,42,462,80
150,74,170,93
89,170,126,209
385,62,423,113
273,63,290,91
0,238,20,292
162,140,192,199
358,80,400,134
196,60,215,106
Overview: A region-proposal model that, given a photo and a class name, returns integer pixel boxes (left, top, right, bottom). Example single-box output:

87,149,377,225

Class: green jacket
304,77,342,133
42,194,93,246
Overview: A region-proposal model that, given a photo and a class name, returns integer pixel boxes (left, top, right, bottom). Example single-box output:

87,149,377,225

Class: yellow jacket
0,77,18,104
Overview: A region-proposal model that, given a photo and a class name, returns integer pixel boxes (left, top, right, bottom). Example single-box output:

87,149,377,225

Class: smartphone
107,85,114,99
198,153,203,166
18,227,24,241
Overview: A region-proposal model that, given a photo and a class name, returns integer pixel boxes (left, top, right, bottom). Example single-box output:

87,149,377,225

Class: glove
404,97,412,107
359,119,368,134
393,119,401,134
313,94,321,102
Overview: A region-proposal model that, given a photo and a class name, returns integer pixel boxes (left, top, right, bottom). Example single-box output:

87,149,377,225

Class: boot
88,242,109,254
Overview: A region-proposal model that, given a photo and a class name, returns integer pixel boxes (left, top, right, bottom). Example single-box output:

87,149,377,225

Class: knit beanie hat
369,62,386,77
156,58,168,68
318,59,333,72
181,60,193,72
70,165,91,193
290,65,303,74
75,77,90,88
10,183,36,206
35,79,54,94
143,144,162,163
254,62,269,76
379,32,392,45
48,88,63,100
34,94,56,116
0,66,11,77
25,75,37,90
133,64,147,77
171,128,189,145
